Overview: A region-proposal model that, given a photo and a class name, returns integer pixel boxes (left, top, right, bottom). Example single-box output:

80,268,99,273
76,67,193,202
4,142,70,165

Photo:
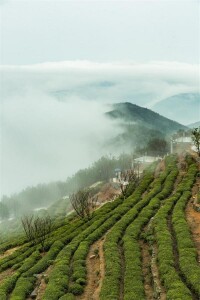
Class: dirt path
141,234,167,300
140,219,166,300
35,265,53,300
76,236,106,300
140,240,154,299
26,265,53,300
151,244,166,300
168,211,198,300
186,203,200,263
154,159,165,177
140,161,185,300
118,242,125,300
167,213,180,271
0,268,15,283
0,246,21,260
186,176,200,263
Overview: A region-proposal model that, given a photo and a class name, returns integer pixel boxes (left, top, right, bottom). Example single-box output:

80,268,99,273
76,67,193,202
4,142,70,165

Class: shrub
69,283,84,295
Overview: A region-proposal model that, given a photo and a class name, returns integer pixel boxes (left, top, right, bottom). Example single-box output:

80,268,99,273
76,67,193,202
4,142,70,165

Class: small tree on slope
191,127,200,157
21,215,53,252
69,188,97,219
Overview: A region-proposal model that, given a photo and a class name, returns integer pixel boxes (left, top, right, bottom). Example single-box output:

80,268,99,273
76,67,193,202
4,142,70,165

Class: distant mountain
50,81,116,101
187,121,200,128
105,102,187,152
106,102,187,135
151,93,200,125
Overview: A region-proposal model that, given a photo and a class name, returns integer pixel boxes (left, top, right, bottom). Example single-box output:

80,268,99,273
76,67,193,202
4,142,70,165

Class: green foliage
59,294,75,300
0,154,198,300
153,160,198,299
0,246,36,272
0,273,20,300
69,283,84,295
197,191,200,204
10,276,36,300
191,127,200,156
0,153,134,219
107,102,186,134
100,155,178,299
25,241,64,276
0,251,40,299
154,193,192,300
173,182,200,297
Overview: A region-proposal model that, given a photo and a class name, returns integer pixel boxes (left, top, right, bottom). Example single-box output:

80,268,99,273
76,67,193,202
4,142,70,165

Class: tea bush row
154,193,193,300
123,197,161,300
100,157,178,299
153,161,198,299
43,171,154,299
72,172,156,297
0,250,41,300
8,197,125,300
122,162,179,299
172,163,200,297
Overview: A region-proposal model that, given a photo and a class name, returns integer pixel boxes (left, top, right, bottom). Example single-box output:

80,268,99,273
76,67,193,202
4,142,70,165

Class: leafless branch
69,189,98,219
21,215,53,251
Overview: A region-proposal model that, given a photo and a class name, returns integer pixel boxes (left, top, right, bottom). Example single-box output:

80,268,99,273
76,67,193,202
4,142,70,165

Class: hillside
0,154,199,300
151,93,200,125
106,102,187,134
1,102,189,213
105,102,187,153
0,154,134,221
188,121,200,128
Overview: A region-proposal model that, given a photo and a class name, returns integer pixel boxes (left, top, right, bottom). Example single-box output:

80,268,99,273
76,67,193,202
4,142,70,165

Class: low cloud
0,61,199,195
0,92,120,196
1,61,198,106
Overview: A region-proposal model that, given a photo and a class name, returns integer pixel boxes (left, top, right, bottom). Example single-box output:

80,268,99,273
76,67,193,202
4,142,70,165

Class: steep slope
0,155,199,300
106,102,187,134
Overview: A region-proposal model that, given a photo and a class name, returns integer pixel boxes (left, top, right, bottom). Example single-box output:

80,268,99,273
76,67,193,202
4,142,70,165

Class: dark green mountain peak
106,102,187,134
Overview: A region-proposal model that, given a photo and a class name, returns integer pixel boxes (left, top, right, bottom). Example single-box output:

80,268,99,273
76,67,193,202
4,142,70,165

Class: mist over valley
0,61,199,197
0,2,200,299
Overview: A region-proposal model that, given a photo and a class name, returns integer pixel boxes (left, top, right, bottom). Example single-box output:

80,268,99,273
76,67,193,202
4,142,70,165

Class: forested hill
106,102,187,134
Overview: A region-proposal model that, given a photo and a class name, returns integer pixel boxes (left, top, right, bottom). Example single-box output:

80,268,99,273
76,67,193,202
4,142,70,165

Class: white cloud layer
0,61,199,195
1,61,198,105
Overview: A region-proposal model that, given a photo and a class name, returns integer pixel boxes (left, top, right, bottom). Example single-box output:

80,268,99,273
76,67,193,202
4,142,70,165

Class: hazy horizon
0,0,199,196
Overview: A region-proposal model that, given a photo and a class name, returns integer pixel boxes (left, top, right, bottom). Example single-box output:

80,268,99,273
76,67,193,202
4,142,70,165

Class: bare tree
69,189,97,219
21,215,35,242
33,215,52,251
119,169,138,199
21,215,53,252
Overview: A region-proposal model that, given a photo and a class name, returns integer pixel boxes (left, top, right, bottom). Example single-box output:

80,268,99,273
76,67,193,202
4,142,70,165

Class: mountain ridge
106,102,187,134
187,121,200,128
151,92,200,125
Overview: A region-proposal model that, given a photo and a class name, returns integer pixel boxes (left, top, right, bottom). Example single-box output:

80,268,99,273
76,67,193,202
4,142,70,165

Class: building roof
134,156,161,163
175,137,192,143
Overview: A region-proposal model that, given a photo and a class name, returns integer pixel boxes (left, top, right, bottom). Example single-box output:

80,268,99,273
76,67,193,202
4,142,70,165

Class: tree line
0,153,133,220
3,128,196,221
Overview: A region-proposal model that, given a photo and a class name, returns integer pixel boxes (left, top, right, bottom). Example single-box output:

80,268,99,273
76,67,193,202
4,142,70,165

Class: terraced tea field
0,154,199,300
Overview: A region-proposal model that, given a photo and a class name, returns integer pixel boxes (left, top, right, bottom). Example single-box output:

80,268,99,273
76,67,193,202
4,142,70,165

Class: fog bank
0,61,198,196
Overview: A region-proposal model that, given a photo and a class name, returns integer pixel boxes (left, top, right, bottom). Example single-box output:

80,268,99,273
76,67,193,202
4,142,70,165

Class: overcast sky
0,0,199,65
